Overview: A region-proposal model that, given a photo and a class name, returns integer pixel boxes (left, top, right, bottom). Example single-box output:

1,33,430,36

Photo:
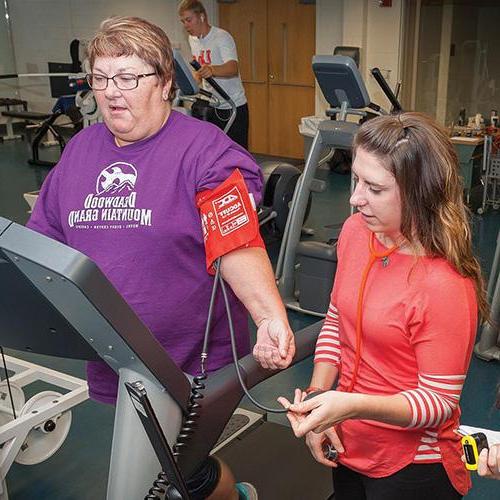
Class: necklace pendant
382,256,389,267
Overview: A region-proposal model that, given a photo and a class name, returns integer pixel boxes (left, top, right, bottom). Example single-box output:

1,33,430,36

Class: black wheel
328,149,351,175
260,161,312,235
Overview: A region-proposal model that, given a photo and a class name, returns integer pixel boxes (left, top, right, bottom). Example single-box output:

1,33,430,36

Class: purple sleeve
196,139,263,205
26,167,65,243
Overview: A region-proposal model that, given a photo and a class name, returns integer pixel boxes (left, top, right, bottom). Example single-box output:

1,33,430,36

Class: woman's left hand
278,390,360,437
253,318,295,370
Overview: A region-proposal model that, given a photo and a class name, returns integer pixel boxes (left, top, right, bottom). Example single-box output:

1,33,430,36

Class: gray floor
0,137,499,499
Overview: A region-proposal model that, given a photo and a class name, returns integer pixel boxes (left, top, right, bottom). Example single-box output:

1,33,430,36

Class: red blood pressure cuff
196,169,265,274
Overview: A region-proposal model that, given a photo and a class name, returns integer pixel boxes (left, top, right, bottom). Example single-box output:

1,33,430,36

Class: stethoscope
310,230,402,464
347,231,400,393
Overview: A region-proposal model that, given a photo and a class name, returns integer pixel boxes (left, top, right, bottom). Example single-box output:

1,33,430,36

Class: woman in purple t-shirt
28,16,293,500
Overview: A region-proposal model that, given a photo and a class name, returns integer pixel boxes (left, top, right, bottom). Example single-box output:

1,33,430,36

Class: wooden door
219,0,315,159
219,0,269,154
267,0,315,158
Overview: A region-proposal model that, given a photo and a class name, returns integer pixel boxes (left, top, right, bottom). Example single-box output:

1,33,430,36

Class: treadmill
0,216,330,499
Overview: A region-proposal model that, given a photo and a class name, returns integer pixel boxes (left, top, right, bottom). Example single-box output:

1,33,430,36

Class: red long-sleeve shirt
314,214,477,495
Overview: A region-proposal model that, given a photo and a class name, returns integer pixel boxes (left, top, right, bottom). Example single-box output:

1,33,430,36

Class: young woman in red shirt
280,112,490,500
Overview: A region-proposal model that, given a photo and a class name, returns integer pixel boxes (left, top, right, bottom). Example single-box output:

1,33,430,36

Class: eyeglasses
86,72,156,90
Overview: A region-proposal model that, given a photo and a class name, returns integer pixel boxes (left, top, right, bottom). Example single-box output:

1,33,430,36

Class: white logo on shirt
67,161,152,229
96,162,137,194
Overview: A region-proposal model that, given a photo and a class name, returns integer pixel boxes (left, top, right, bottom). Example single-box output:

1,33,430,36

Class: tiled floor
0,137,499,499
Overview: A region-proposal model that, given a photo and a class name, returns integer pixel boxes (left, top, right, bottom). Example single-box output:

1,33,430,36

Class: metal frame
475,229,500,361
0,216,321,498
276,55,370,317
276,119,358,317
0,355,88,500
478,135,500,215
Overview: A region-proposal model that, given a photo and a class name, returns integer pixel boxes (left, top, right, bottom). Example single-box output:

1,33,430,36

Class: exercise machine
0,354,87,499
0,40,98,167
276,55,403,316
0,216,330,499
0,98,27,141
173,49,306,235
173,49,236,135
474,229,500,361
0,64,88,167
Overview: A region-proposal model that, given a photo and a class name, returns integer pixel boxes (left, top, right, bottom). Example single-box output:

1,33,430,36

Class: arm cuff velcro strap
196,169,265,274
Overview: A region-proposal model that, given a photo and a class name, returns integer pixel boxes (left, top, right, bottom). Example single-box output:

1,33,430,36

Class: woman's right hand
281,388,345,467
478,445,500,479
305,426,344,468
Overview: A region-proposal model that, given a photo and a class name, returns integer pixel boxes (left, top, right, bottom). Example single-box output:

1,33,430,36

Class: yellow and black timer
461,432,489,471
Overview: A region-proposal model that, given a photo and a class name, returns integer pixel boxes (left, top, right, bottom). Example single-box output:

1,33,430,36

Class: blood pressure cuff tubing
196,169,265,274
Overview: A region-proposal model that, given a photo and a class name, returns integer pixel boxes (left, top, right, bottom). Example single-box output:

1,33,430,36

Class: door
219,0,269,154
219,0,316,159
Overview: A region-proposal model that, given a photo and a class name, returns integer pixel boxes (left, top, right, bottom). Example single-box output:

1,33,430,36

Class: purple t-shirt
28,110,263,404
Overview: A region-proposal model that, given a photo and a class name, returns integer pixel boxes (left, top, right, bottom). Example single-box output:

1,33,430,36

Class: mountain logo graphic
96,162,138,195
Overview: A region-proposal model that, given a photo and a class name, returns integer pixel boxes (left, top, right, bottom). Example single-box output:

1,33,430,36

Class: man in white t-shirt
179,0,249,149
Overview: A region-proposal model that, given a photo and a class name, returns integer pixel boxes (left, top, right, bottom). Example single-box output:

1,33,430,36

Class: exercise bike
276,54,403,316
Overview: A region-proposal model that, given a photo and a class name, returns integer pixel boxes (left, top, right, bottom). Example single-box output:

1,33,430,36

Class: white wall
315,0,403,116
0,0,19,99
315,0,343,114
364,0,403,111
5,0,216,112
4,0,403,117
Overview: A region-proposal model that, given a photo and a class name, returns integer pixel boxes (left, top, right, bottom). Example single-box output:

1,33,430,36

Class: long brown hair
353,111,489,319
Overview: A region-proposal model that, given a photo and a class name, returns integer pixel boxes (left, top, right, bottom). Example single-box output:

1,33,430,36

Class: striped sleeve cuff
401,373,465,428
314,303,341,365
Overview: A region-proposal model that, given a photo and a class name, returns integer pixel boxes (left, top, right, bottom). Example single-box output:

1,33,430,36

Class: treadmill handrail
176,319,323,475
189,59,231,103
370,67,403,112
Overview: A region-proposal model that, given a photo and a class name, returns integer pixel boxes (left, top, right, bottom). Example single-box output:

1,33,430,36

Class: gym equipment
1,106,64,167
0,216,323,499
276,55,403,316
173,50,236,134
0,37,97,166
474,229,500,361
0,354,87,498
0,98,27,141
68,75,100,127
334,46,360,67
0,63,89,167
189,58,237,134
478,134,500,214
173,49,306,235
15,390,73,465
